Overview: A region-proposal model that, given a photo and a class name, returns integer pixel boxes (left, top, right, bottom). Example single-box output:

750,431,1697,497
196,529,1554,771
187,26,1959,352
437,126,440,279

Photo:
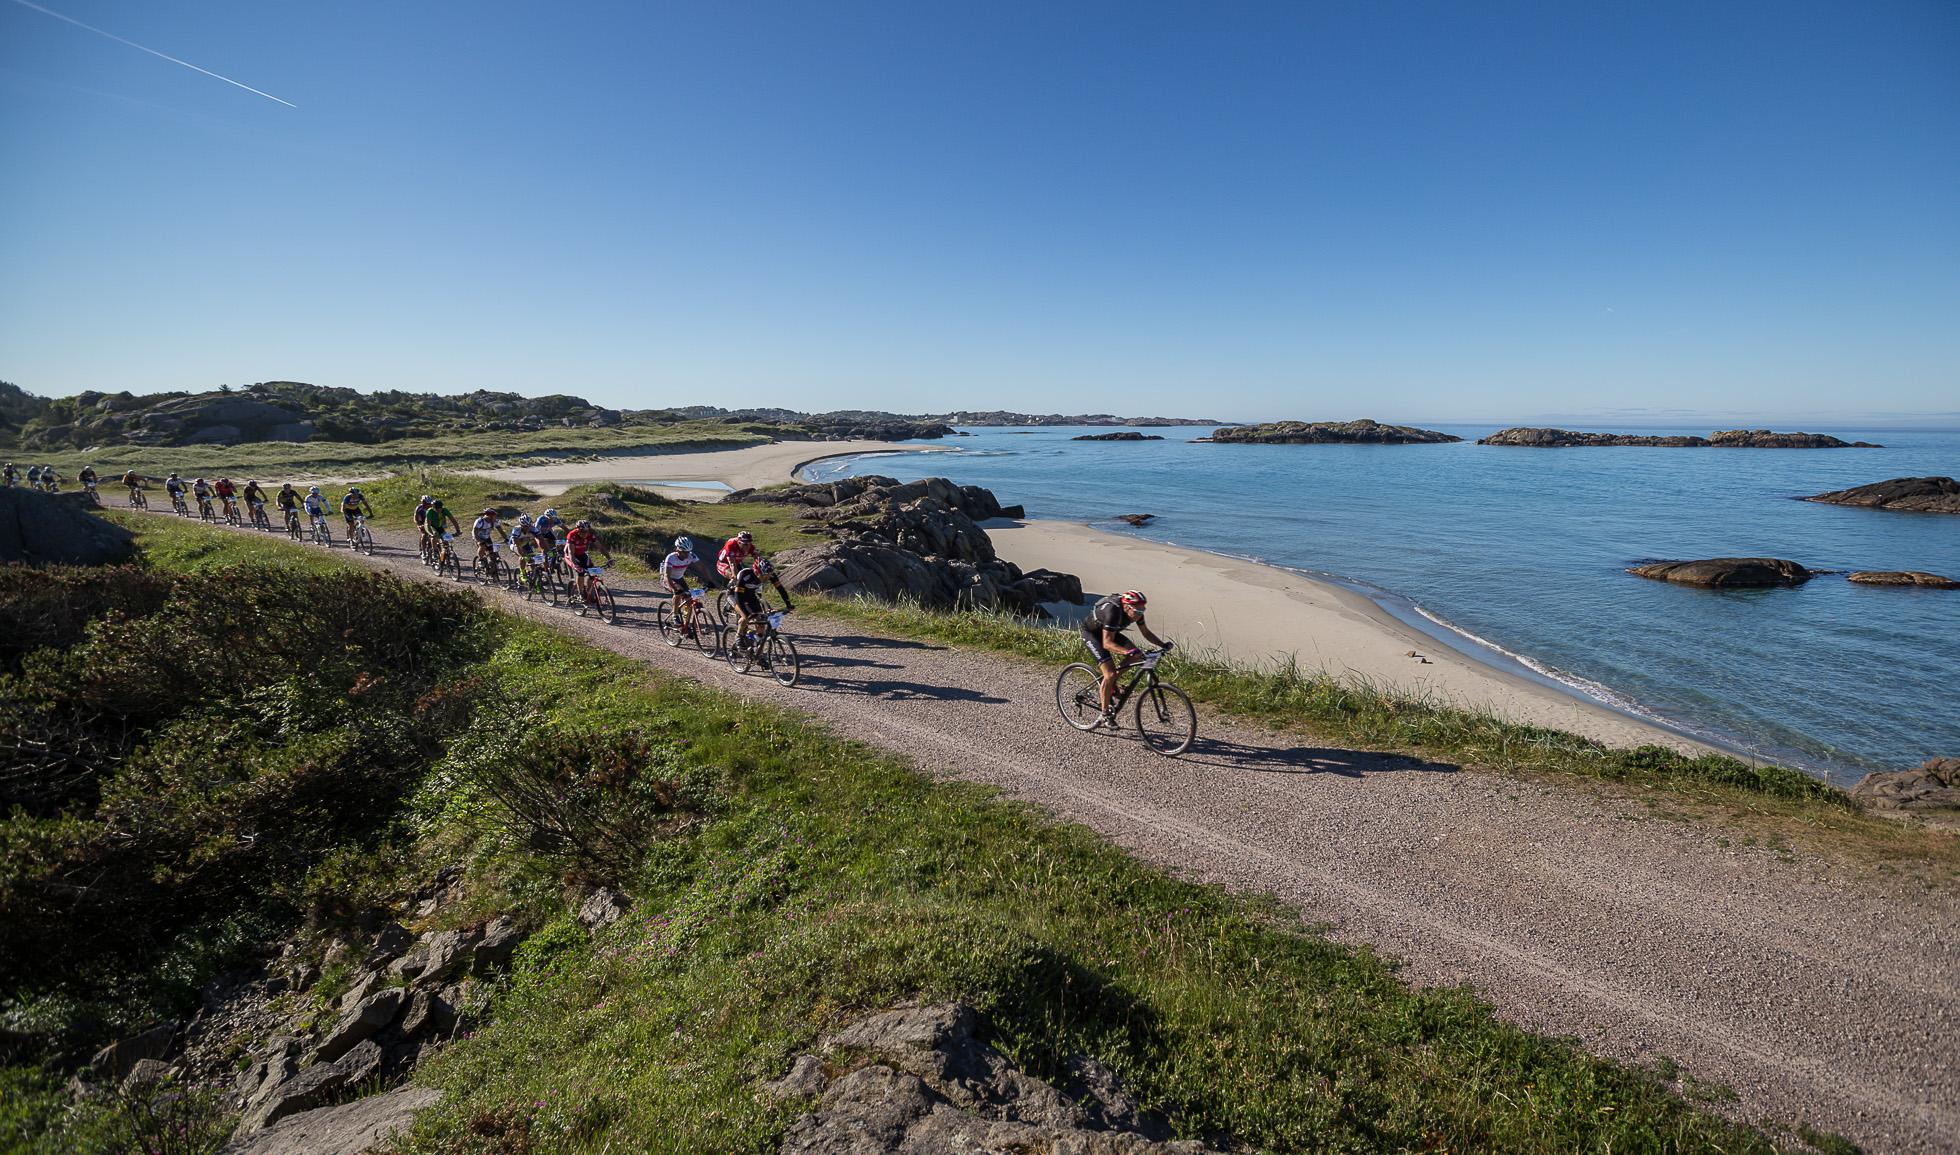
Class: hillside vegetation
0,515,1848,1153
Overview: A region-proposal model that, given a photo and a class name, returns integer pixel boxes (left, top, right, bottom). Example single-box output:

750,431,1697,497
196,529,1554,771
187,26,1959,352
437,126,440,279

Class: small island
1804,476,1960,514
1071,431,1164,441
1207,419,1461,445
1628,557,1813,588
1478,427,1881,448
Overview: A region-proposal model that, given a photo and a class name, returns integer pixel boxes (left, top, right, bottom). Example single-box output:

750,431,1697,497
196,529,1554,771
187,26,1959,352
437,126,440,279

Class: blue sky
2,0,1955,423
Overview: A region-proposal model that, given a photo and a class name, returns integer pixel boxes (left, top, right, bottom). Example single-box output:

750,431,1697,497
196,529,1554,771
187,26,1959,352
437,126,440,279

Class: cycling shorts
733,588,766,617
568,550,592,572
665,576,691,595
1081,627,1132,666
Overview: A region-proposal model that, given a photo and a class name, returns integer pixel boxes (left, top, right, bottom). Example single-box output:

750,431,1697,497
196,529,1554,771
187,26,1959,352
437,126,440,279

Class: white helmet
308,486,321,495
675,536,693,553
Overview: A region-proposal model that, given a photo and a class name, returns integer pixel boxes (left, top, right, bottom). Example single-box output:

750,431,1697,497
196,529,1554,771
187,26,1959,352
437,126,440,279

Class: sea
797,424,1960,785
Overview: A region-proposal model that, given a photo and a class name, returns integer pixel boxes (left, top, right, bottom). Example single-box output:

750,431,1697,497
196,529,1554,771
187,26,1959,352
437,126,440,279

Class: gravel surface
165,513,1960,1152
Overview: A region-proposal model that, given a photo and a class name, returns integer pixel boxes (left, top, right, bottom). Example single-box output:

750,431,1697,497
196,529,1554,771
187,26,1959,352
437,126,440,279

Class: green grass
24,422,767,480
10,516,1858,1153
99,509,360,574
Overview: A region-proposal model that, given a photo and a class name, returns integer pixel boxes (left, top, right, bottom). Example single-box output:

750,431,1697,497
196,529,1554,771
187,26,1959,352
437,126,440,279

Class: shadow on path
803,672,1010,704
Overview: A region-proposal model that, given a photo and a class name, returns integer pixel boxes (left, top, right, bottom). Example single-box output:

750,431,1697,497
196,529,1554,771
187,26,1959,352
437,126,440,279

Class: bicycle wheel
438,550,462,581
1055,664,1105,731
592,583,616,623
725,629,756,673
357,527,374,554
1134,682,1197,757
714,590,735,627
765,634,799,686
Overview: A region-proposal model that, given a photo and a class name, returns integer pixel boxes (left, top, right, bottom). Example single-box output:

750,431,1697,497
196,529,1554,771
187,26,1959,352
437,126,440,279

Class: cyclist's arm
1101,628,1135,656
1137,621,1166,648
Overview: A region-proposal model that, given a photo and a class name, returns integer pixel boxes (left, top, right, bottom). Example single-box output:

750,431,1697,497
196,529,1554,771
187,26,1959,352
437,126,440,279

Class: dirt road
166,512,1960,1152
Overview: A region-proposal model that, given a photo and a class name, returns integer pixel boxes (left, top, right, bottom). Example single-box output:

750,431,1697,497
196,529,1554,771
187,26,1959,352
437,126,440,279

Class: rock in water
1115,513,1155,526
1804,476,1960,514
1210,418,1460,444
1070,431,1165,441
1627,558,1813,588
1846,571,1959,589
1477,427,1881,448
1852,759,1960,817
1709,429,1881,448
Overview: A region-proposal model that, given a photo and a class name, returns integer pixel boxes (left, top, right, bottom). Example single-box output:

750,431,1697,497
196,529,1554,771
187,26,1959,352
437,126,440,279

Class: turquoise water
803,425,1960,784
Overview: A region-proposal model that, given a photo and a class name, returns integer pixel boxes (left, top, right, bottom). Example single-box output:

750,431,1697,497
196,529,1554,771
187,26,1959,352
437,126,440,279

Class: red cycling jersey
564,525,598,557
717,537,757,576
214,480,236,498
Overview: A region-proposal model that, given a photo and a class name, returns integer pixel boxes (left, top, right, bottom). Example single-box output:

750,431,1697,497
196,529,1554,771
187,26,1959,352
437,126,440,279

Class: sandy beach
485,439,947,498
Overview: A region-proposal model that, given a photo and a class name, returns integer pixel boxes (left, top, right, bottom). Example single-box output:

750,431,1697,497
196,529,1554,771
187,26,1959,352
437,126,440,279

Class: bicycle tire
358,527,375,554
726,629,757,673
1055,663,1105,731
592,583,616,623
766,634,799,686
1134,682,1197,757
714,590,735,628
438,550,462,580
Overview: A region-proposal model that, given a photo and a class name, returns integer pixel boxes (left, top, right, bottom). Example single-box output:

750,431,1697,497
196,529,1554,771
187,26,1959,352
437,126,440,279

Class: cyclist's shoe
1093,709,1120,730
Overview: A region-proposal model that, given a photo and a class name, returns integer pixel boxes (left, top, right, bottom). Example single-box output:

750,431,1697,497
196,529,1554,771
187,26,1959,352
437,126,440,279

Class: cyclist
563,518,613,603
534,507,565,549
412,494,435,559
77,465,98,495
1,463,14,487
25,465,42,490
340,486,374,537
242,480,268,522
275,482,301,528
728,564,772,651
661,536,711,635
191,477,216,517
302,485,331,535
510,515,547,584
718,530,793,606
1080,590,1171,726
417,496,454,552
164,473,188,508
213,477,239,519
39,467,60,492
471,508,508,573
120,468,142,496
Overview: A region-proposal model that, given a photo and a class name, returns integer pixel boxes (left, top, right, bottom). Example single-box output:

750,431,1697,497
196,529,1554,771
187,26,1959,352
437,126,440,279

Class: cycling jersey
1079,595,1137,665
534,516,564,541
511,528,541,555
78,469,97,484
276,489,299,510
165,479,186,495
472,516,501,543
661,550,697,587
193,483,213,499
243,485,266,505
341,494,371,518
121,471,141,488
413,501,431,528
302,494,329,516
214,481,235,499
717,537,758,577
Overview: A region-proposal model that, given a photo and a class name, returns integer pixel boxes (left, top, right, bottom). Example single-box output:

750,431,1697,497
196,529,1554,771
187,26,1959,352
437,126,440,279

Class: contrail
9,0,296,108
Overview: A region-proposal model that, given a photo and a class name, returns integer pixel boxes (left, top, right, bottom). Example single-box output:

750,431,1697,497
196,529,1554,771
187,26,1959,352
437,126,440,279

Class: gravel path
175,513,1960,1152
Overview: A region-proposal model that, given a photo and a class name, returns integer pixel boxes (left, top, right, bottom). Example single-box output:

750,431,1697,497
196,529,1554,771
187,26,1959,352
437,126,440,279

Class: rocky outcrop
0,488,136,565
1847,571,1959,589
1209,419,1459,445
1479,427,1707,447
1627,558,1813,588
89,1022,179,1082
1710,429,1881,448
1115,514,1156,526
769,1003,1216,1154
1479,427,1881,448
1072,431,1164,441
1851,758,1960,818
222,1085,440,1155
1804,476,1960,514
733,477,1078,614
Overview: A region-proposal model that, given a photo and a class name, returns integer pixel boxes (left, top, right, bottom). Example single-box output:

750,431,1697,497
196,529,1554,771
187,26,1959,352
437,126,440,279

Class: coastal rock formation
1710,429,1881,448
1115,513,1156,526
1478,427,1707,447
734,476,1083,614
1804,476,1960,514
1851,758,1960,818
769,1003,1216,1154
0,489,135,565
1846,571,1959,589
1071,431,1164,441
1478,427,1880,448
1208,419,1460,445
1627,558,1813,588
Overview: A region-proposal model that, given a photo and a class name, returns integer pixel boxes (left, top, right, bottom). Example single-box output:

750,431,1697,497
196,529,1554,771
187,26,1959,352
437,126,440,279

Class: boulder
121,1058,174,1090
1627,558,1813,588
89,1021,178,1082
1804,476,1960,514
1852,758,1960,814
0,489,136,566
775,1003,1212,1154
397,990,456,1040
418,926,483,982
315,989,404,1063
363,923,413,968
333,1038,384,1087
1211,419,1459,445
471,916,524,974
1115,514,1155,526
239,1059,350,1133
228,1084,439,1154
577,887,629,930
1846,571,1958,589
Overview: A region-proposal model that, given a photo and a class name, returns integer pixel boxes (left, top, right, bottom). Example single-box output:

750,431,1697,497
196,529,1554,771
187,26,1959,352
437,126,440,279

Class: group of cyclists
98,465,1177,737
4,462,90,496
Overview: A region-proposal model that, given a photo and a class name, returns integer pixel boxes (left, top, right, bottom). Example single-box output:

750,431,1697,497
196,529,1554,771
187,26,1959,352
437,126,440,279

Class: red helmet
1118,590,1147,612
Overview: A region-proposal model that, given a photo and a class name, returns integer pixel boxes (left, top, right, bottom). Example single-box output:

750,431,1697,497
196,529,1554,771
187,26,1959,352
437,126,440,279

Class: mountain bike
472,540,511,586
82,480,100,506
1055,648,1196,757
222,497,242,527
516,550,559,604
284,507,303,539
656,586,714,653
249,500,272,531
726,607,798,686
572,563,617,623
170,491,190,517
433,532,463,580
197,497,217,522
348,514,375,555
309,512,333,547
127,486,148,510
